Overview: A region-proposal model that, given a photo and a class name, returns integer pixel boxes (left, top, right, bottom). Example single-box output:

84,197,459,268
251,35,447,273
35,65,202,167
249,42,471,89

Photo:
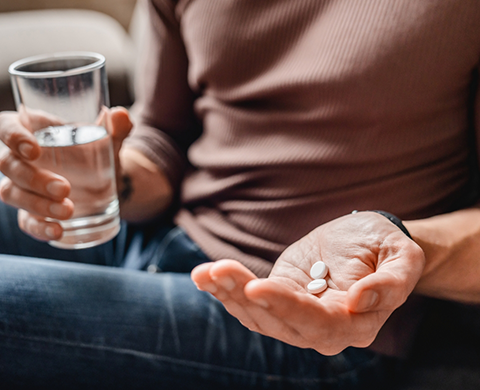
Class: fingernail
49,201,69,218
45,226,57,239
356,290,379,312
19,142,33,159
46,181,66,198
218,276,236,291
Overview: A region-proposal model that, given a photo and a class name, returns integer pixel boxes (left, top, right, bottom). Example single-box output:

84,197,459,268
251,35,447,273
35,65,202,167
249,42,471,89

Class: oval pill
307,279,327,294
310,261,328,279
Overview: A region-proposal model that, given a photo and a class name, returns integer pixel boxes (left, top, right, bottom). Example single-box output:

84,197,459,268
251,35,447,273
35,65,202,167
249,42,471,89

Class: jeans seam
150,227,184,269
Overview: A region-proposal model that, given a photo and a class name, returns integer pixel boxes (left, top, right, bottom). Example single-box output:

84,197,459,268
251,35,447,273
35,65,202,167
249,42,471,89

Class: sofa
0,0,140,111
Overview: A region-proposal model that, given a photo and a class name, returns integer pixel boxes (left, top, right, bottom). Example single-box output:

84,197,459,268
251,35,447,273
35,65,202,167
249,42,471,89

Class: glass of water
8,52,120,249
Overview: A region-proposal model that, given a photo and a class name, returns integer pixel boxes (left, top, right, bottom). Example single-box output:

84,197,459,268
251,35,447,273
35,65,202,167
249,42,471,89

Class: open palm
192,212,425,355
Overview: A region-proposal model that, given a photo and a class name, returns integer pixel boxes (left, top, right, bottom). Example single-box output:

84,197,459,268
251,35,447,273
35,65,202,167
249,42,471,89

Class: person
0,0,480,388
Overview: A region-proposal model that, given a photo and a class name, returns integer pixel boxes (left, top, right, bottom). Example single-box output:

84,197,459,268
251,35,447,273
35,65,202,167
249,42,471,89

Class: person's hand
191,211,425,355
0,107,132,242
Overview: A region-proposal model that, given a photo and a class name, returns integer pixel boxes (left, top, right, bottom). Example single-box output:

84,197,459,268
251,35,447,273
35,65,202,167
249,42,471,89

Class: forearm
118,147,173,223
404,207,480,303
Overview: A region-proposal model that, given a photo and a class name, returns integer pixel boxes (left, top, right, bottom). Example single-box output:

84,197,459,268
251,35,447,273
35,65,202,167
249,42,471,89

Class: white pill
307,279,327,294
310,261,328,279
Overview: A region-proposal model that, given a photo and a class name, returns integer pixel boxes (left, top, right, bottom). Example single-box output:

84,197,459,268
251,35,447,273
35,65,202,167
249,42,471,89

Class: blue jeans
0,200,400,389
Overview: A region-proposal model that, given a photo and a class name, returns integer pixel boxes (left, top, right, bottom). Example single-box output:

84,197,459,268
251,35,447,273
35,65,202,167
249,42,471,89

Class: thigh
121,224,211,273
0,199,119,266
0,198,207,271
0,255,396,390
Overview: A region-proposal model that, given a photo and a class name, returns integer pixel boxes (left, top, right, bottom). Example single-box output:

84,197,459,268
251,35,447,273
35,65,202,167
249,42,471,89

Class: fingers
103,107,133,189
106,107,133,160
347,271,411,313
245,278,309,309
0,149,72,221
0,176,73,220
0,152,70,200
192,260,276,331
244,278,331,333
108,107,133,141
245,279,381,354
209,260,258,300
192,261,319,349
0,110,71,213
17,209,63,241
0,112,40,160
191,260,383,354
192,260,257,319
191,261,218,293
192,260,319,340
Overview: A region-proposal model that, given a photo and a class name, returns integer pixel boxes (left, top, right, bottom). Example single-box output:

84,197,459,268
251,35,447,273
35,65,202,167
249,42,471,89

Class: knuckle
0,148,11,172
22,213,45,240
3,128,23,148
24,217,38,236
0,152,37,190
15,160,36,187
31,198,51,218
8,156,23,174
0,150,23,176
0,113,36,153
0,177,13,201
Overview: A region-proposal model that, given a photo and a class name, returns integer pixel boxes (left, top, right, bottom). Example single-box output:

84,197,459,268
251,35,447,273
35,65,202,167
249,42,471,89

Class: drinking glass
9,52,120,249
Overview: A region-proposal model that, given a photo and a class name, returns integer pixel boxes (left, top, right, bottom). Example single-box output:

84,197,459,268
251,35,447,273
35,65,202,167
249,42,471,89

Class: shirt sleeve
123,0,201,192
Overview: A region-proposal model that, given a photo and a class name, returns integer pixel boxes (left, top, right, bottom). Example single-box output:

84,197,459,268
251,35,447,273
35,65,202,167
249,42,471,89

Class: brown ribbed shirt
125,0,480,356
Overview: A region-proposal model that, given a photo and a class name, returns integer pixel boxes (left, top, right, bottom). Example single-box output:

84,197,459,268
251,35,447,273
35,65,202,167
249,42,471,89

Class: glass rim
8,51,105,79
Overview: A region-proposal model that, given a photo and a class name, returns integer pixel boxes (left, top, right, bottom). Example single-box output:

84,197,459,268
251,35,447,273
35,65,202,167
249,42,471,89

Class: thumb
107,107,133,143
347,233,425,314
104,107,133,178
346,265,420,314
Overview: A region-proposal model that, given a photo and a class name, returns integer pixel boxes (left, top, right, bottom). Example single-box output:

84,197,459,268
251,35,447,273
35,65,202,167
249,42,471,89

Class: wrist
403,209,480,302
118,147,173,222
352,210,413,240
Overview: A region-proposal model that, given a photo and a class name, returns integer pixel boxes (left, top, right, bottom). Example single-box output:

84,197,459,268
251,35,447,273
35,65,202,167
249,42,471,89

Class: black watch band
352,210,413,240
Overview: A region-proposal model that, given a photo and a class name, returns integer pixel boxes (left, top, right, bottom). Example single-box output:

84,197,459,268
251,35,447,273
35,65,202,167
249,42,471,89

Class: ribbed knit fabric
124,0,480,356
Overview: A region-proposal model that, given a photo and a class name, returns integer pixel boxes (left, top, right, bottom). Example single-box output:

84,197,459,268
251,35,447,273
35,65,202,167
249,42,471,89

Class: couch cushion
0,0,137,30
0,9,135,111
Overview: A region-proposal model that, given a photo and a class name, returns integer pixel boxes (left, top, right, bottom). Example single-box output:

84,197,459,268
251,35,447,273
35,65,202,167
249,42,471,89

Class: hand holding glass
9,52,120,249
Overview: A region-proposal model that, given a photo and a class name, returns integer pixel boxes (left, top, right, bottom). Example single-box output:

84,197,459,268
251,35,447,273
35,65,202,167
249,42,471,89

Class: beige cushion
0,0,137,30
0,9,135,110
